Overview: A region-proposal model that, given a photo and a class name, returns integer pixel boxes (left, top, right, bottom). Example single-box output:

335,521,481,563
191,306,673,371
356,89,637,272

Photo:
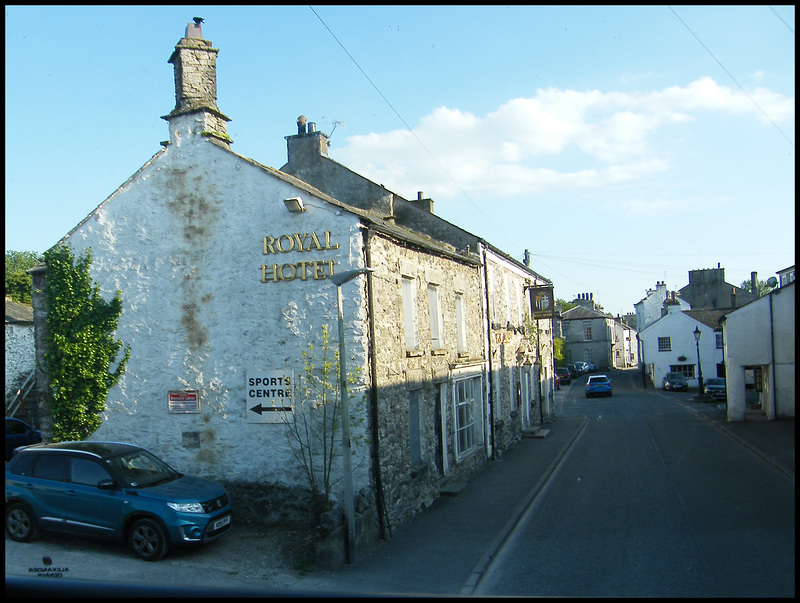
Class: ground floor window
669,364,695,378
454,376,481,460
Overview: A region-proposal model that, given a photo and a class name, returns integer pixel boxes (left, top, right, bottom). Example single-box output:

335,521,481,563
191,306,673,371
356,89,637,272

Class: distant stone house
5,299,37,422
678,266,757,310
722,280,795,420
30,20,554,555
561,295,619,370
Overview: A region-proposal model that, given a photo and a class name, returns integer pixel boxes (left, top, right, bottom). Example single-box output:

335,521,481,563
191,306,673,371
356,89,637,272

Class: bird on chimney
193,17,204,25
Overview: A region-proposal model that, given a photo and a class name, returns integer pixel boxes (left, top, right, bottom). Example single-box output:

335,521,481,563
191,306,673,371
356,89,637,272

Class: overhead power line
307,5,511,248
667,5,794,148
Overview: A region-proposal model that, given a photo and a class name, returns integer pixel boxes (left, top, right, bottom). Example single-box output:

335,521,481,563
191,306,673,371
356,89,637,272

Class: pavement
685,396,795,479
293,413,590,596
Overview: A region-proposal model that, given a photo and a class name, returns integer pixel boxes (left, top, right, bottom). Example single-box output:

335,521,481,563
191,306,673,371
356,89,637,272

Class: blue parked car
585,375,612,398
5,417,43,461
5,441,233,560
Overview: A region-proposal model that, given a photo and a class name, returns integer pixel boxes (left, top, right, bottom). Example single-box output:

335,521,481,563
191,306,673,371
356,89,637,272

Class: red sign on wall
168,390,200,414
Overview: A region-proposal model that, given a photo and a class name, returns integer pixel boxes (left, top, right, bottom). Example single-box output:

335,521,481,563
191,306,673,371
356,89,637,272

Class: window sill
406,349,425,358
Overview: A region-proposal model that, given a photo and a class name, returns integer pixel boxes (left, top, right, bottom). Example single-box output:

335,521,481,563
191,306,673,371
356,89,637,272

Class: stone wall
366,230,488,528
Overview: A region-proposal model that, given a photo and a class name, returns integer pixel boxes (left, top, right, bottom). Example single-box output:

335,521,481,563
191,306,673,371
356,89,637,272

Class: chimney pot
309,122,316,133
297,115,307,135
186,21,203,39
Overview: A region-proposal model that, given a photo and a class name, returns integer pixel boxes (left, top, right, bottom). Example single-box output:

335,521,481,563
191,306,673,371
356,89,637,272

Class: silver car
704,378,727,399
662,372,688,391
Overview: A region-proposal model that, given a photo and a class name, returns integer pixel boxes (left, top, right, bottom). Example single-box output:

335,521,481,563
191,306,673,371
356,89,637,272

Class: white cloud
333,77,794,201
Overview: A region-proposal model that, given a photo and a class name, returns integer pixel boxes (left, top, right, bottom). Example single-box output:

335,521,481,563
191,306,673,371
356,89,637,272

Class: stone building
30,21,554,558
560,293,635,370
678,266,757,310
5,299,36,422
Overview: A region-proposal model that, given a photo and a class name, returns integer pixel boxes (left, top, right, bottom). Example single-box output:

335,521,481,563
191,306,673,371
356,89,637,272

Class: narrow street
476,369,795,597
7,369,794,597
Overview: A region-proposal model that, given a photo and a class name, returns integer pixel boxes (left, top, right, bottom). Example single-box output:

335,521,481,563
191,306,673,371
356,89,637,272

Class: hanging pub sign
246,370,294,424
168,390,200,414
529,285,555,320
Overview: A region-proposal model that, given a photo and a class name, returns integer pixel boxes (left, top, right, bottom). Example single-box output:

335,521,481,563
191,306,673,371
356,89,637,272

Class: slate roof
683,308,736,330
562,305,608,320
5,299,34,324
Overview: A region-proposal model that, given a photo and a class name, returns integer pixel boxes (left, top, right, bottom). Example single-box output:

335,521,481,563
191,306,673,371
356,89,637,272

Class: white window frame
455,293,467,354
453,376,480,460
428,284,444,350
658,337,671,352
402,275,419,350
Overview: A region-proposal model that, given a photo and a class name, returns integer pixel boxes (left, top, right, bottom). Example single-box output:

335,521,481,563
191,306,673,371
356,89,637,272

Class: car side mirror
97,479,118,490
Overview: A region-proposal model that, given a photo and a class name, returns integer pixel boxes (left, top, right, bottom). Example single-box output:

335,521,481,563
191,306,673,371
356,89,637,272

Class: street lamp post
329,267,373,565
693,326,703,393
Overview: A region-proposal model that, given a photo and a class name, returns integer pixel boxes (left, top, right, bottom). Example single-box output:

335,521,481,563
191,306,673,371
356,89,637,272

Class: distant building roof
562,305,607,320
5,299,34,324
683,308,734,330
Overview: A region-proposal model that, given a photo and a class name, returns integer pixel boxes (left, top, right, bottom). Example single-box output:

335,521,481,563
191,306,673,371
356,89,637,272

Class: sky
5,5,795,316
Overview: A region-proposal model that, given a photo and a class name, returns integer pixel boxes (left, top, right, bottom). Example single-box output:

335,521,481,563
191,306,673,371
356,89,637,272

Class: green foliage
6,271,34,305
739,278,777,297
43,245,130,442
557,298,577,312
5,250,42,304
282,323,364,515
553,337,566,366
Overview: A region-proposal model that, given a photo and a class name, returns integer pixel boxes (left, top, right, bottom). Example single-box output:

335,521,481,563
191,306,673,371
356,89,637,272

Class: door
62,457,125,537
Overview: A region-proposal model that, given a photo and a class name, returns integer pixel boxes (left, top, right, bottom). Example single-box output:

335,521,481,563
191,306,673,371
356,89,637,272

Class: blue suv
5,417,43,461
5,441,233,560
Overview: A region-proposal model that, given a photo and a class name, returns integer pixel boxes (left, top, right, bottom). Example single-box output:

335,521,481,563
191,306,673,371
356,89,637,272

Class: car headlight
167,501,205,513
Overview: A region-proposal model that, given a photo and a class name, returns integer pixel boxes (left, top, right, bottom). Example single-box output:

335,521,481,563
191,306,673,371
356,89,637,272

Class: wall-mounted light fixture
283,197,305,213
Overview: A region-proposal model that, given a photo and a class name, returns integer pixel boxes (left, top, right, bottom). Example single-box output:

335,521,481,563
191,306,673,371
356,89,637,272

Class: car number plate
213,515,231,530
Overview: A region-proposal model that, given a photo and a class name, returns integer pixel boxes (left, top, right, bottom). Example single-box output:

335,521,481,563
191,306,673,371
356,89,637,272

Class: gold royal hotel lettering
261,230,340,283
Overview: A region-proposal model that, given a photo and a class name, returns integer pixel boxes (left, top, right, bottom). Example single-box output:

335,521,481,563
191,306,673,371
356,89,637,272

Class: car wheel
128,518,169,561
6,502,38,542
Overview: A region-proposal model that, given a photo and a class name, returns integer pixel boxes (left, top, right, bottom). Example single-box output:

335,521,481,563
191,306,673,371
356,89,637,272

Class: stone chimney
409,191,435,214
162,20,232,148
284,116,330,167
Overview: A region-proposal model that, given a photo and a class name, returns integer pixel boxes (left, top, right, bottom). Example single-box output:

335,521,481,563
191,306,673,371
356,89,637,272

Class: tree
557,298,577,312
5,250,43,304
553,337,567,366
281,323,365,516
740,278,777,297
43,245,130,441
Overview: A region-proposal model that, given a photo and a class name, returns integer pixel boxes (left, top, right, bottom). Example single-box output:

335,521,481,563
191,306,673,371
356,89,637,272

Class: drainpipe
479,243,495,457
768,291,777,420
363,228,390,538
